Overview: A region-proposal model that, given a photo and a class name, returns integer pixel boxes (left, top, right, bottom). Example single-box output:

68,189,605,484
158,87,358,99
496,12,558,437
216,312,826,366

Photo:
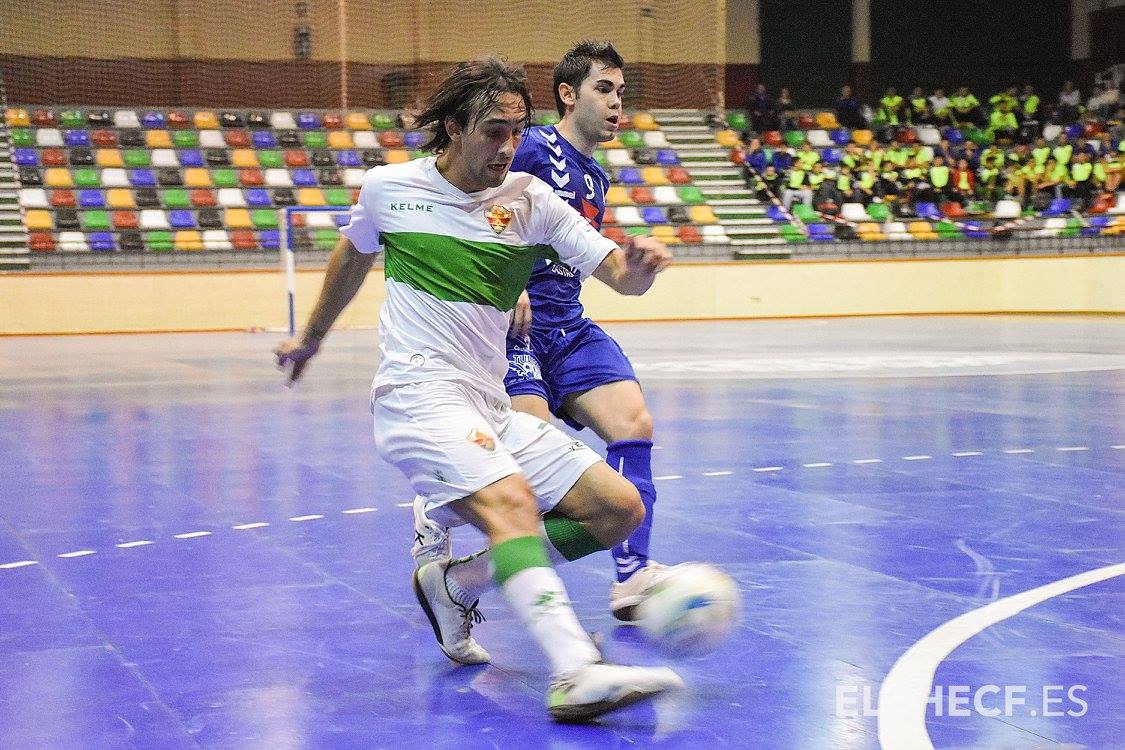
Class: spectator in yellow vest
987,102,1019,144
1031,136,1051,166
927,156,953,202
879,88,907,125
885,139,910,167
909,87,931,124
1033,157,1069,201
1052,135,1073,167
795,142,820,171
951,87,983,126
1067,152,1096,205
857,166,878,204
1019,85,1040,124
782,165,812,209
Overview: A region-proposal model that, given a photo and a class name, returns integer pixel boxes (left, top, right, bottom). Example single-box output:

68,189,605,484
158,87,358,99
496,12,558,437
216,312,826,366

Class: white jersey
340,157,615,403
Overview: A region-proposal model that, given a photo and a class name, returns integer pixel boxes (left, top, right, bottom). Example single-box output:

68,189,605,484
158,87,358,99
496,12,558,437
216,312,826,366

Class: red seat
231,229,258,249
224,130,251,148
896,127,918,144
940,201,966,218
601,206,617,225
1083,121,1104,137
322,113,343,129
678,225,703,243
603,226,627,244
378,131,405,148
763,130,783,146
630,187,655,204
190,188,217,207
31,109,56,127
29,232,56,252
1089,193,1113,214
351,188,361,203
50,189,77,207
91,129,117,146
167,111,191,128
41,148,67,166
284,150,309,167
112,210,139,229
617,114,633,130
239,168,264,186
667,167,692,185
797,113,816,129
729,148,745,165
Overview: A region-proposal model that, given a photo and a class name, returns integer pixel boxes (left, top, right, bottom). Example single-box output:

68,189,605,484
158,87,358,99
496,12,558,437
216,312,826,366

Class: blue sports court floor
0,315,1122,749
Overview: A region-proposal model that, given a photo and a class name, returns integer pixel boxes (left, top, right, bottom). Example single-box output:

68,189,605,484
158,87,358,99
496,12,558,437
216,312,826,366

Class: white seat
806,129,832,148
57,231,89,251
140,209,170,230
113,110,140,128
884,222,911,240
1043,217,1067,230
265,169,293,187
100,168,129,187
840,202,868,222
917,127,941,146
306,212,337,228
702,233,730,244
606,149,635,167
991,199,1021,219
642,130,670,148
217,188,246,207
651,186,679,204
614,206,644,225
1108,193,1125,215
36,128,63,147
701,224,727,237
198,130,225,148
352,131,378,148
343,168,366,187
151,149,178,167
202,229,232,250
270,112,297,130
19,188,49,208
1042,124,1063,142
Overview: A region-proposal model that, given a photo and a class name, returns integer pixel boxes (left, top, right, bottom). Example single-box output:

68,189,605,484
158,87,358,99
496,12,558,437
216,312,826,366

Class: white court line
1113,445,1125,450
58,550,96,558
878,561,1125,750
952,451,982,457
342,507,377,514
173,531,212,539
702,470,732,477
902,455,932,461
654,475,683,481
0,560,38,569
289,514,324,522
803,462,833,468
232,522,269,530
394,502,413,507
853,458,883,464
1056,446,1089,452
116,540,153,549
753,466,783,473
1002,448,1034,454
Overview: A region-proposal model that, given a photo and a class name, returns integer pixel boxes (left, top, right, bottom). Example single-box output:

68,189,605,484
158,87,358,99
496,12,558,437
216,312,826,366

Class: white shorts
372,380,603,527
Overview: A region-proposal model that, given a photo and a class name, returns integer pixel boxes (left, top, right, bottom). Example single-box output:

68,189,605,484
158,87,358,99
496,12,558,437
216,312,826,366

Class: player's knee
628,408,654,441
606,480,644,541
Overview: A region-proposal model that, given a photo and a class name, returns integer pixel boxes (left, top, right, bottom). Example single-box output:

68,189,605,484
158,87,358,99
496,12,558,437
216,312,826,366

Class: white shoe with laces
412,494,451,568
412,558,490,665
547,661,683,722
609,561,675,622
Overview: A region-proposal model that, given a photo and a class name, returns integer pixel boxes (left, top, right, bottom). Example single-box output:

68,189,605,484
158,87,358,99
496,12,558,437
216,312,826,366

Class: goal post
279,205,353,336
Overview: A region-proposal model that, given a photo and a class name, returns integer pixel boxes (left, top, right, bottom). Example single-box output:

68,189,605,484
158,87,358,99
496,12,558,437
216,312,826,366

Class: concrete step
717,217,774,225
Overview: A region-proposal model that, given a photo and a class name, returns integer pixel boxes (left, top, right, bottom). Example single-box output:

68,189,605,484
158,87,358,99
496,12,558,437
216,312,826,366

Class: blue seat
258,229,281,249
13,148,38,166
963,222,989,239
64,129,91,147
89,231,116,252
336,150,362,167
291,168,317,186
807,223,834,240
942,127,964,145
1080,226,1102,237
1064,122,1085,139
830,128,852,146
821,148,843,165
655,149,679,166
244,188,271,206
641,206,667,224
915,202,942,220
617,167,643,185
252,131,277,149
403,131,425,149
169,209,196,229
177,150,204,167
1088,215,1111,229
296,112,320,129
1042,198,1071,217
141,111,166,128
772,151,794,170
766,204,788,222
333,213,351,227
78,189,105,207
129,169,157,187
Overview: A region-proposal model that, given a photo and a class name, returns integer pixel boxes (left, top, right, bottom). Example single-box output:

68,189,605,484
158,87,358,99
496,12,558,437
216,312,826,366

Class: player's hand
274,335,321,386
509,290,533,340
621,235,672,275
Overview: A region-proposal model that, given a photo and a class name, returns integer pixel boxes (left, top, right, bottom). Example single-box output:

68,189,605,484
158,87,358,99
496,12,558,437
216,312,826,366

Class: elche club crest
484,204,512,234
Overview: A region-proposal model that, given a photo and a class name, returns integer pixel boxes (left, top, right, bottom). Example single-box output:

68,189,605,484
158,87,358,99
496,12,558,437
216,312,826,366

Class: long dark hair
552,40,625,116
413,56,533,153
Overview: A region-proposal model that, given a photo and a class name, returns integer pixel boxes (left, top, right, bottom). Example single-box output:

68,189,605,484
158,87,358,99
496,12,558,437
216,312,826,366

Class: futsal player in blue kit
414,41,675,621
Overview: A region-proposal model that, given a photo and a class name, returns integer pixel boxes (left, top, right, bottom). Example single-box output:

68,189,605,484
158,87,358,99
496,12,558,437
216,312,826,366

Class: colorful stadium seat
151,149,178,167
57,231,90,251
239,169,265,187
162,189,190,208
194,111,220,129
688,205,719,224
114,110,140,128
632,112,657,131
807,130,832,148
78,189,105,207
851,129,874,146
224,131,251,148
617,167,643,185
146,130,172,148
96,149,124,168
231,149,259,168
252,131,277,149
36,128,63,147
715,130,740,148
177,150,204,167
244,189,272,207
667,167,692,185
169,210,196,229
271,112,297,130
641,167,670,186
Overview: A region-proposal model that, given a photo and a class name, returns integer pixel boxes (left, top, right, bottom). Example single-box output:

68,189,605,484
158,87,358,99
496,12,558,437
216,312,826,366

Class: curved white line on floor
878,561,1125,750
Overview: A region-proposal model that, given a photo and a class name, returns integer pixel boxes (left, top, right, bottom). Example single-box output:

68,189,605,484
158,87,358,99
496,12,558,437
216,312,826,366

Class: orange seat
603,226,627,243
667,167,692,185
224,130,251,148
852,129,873,146
230,229,258,250
284,150,310,167
678,225,703,243
378,131,405,148
112,210,139,229
762,130,783,146
146,130,173,148
29,232,56,252
630,187,655,204
383,149,410,164
322,113,344,129
239,168,264,186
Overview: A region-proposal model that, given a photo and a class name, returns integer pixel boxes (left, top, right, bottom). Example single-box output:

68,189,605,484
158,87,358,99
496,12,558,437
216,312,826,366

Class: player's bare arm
592,235,672,296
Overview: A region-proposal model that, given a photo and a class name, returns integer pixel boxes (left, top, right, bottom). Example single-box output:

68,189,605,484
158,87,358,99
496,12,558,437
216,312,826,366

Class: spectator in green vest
989,86,1018,112
754,164,783,201
1010,157,1042,206
929,88,955,127
782,165,812,209
879,87,907,125
1019,85,1040,123
951,87,983,126
856,165,878,204
928,156,953,202
1031,136,1051,166
1033,157,1068,201
841,142,864,169
1067,152,1096,205
909,87,931,124
1052,134,1073,168
885,139,910,167
877,166,903,201
795,141,820,171
866,143,886,169
911,142,934,165
987,102,1019,143
834,165,857,204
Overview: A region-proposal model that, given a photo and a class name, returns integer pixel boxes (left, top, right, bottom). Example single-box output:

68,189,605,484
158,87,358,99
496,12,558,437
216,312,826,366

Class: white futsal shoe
547,662,683,722
412,558,491,665
609,561,675,622
412,495,451,568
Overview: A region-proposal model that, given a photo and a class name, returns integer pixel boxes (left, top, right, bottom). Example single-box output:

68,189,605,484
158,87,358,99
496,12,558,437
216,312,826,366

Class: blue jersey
511,126,610,329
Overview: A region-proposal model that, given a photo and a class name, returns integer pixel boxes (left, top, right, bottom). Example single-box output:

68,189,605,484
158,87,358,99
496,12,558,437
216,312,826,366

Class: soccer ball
636,563,741,657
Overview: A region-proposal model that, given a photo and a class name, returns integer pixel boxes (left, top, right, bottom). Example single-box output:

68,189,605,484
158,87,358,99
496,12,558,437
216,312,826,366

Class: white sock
501,566,600,676
446,521,570,604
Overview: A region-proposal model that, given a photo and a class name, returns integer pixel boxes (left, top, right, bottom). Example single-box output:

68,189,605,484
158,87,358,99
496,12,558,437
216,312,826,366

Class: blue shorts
504,318,638,431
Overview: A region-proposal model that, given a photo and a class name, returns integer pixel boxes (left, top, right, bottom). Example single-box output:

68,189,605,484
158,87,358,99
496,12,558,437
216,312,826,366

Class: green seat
81,210,110,230
934,220,960,237
302,131,327,148
257,150,283,168
676,186,706,205
625,226,650,236
211,169,238,187
537,112,561,126
370,113,395,129
10,129,33,147
325,188,351,206
727,112,748,130
793,203,818,222
172,130,198,148
74,168,99,187
124,149,151,167
593,151,608,167
965,127,992,146
866,202,890,221
162,188,190,207
618,131,644,148
783,130,806,148
251,209,278,229
313,228,339,250
780,224,808,242
145,230,174,252
60,110,84,127
410,149,427,160
1058,227,1079,238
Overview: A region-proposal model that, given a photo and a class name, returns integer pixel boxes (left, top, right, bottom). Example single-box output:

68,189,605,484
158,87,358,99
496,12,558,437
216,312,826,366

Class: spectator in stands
1052,134,1073,167
1072,135,1096,159
1087,81,1119,119
901,159,927,205
747,84,775,132
934,137,956,163
866,141,887,170
1033,156,1068,203
1068,151,1097,207
777,87,797,131
951,86,983,126
856,165,879,204
771,145,795,172
836,85,866,129
1056,81,1082,123
1001,158,1030,205
951,158,976,202
1093,132,1114,156
1098,151,1121,193
782,163,812,209
1110,107,1125,142
927,155,953,203
808,162,834,209
1019,85,1040,125
795,140,820,171
1015,157,1045,206
929,88,954,127
1031,136,1052,167
885,139,910,168
910,141,934,166
989,86,1019,114
960,140,981,169
841,142,865,170
908,87,931,124
754,164,783,202
741,138,769,174
978,144,1007,201
876,165,903,202
834,165,858,205
987,101,1019,144
879,87,907,125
